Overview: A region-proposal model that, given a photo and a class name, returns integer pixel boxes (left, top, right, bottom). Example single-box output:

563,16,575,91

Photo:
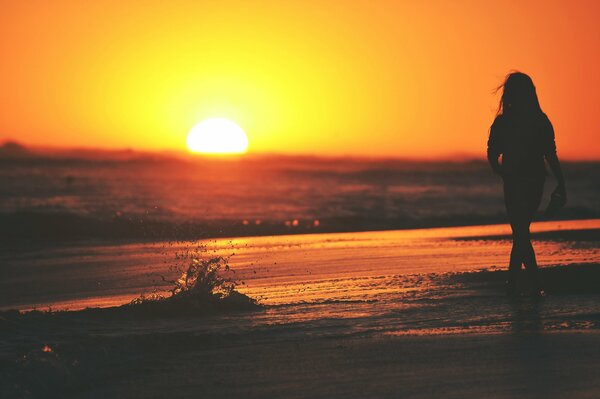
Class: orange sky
0,0,599,159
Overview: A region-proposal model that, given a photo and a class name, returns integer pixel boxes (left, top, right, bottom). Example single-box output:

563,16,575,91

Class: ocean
1,151,599,241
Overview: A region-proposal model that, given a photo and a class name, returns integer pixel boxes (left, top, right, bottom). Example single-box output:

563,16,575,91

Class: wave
1,251,261,324
0,290,260,326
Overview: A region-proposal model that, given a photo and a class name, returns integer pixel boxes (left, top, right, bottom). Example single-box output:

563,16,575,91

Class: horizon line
1,139,599,163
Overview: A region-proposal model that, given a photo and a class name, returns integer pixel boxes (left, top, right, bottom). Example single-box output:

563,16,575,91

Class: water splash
125,241,259,316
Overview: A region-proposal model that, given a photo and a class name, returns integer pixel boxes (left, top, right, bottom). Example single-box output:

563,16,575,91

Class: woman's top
487,112,557,179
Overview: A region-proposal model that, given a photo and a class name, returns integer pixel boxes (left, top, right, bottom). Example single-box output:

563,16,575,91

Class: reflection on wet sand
2,219,599,337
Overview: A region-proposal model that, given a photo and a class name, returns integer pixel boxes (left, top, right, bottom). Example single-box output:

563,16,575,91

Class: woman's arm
487,149,502,176
546,153,565,188
487,117,503,176
543,117,566,195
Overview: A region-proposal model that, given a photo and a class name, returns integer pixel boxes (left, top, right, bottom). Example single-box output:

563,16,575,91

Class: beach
2,219,600,398
3,1,600,397
56,333,600,399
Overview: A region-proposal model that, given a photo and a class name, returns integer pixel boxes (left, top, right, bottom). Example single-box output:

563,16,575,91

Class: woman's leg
519,220,541,290
504,177,544,294
504,178,544,291
507,216,528,288
508,223,523,285
509,216,541,293
522,178,545,293
505,179,524,290
521,229,538,271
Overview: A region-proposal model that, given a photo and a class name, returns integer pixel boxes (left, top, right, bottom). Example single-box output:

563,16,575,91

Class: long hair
495,72,542,116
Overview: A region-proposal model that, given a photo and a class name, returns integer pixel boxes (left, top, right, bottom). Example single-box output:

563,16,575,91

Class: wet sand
3,325,600,399
2,219,599,311
84,332,600,399
2,219,600,398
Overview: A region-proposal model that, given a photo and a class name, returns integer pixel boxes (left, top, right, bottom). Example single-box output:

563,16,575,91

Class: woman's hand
491,164,503,177
553,183,567,203
545,183,567,217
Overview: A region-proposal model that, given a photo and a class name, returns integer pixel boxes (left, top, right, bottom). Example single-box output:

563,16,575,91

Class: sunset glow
0,1,599,158
186,118,248,154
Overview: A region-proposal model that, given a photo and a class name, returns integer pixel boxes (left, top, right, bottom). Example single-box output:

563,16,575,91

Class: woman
487,72,566,295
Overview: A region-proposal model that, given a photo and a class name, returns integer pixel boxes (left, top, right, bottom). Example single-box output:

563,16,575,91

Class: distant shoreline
3,140,600,163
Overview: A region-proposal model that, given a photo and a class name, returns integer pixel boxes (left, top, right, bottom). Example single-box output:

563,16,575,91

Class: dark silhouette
487,72,566,295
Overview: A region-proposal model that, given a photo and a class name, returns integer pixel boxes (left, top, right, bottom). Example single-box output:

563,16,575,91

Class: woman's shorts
503,175,545,221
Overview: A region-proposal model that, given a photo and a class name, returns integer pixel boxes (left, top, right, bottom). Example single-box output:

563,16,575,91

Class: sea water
1,153,598,240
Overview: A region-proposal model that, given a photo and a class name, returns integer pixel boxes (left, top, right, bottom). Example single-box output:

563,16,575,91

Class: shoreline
1,219,599,313
2,216,599,251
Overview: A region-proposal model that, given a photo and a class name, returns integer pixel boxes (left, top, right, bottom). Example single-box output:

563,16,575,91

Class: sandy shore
104,332,600,399
2,220,600,398
3,329,600,399
2,219,599,311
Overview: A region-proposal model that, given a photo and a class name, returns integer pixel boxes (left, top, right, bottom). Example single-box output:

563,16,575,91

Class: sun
186,118,249,154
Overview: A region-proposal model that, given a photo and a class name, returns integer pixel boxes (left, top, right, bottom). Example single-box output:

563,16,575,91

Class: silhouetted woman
487,72,566,295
